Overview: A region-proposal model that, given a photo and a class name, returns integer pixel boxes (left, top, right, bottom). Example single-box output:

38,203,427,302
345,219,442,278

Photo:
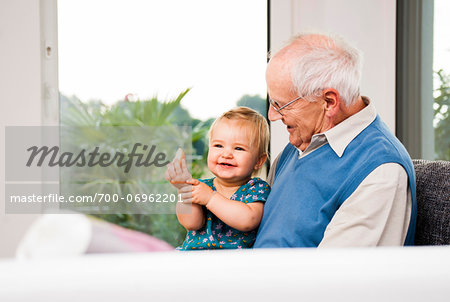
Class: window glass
58,0,267,120
57,0,267,246
433,0,450,160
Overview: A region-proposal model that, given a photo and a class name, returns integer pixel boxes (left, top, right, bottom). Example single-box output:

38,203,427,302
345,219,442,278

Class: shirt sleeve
241,178,271,204
318,162,412,247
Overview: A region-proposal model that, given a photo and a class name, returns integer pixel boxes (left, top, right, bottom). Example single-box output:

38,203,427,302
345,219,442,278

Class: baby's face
207,119,260,185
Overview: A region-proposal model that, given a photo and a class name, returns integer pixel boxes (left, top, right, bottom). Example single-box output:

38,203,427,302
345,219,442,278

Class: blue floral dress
178,177,271,250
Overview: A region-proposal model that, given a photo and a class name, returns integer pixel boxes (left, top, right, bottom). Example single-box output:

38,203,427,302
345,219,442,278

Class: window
58,0,267,120
57,0,268,246
397,0,449,160
433,0,450,160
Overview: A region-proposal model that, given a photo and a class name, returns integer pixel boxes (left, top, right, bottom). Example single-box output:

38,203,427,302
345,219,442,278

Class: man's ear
322,89,341,117
254,153,268,170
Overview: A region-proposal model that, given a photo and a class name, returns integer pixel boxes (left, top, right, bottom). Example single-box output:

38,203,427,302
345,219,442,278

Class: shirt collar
323,96,376,158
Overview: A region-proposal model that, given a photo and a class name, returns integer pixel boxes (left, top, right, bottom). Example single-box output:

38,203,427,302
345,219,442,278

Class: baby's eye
235,147,245,151
213,144,223,148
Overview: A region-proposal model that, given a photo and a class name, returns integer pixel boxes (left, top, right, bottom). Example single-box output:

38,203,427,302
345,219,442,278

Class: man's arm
318,163,412,247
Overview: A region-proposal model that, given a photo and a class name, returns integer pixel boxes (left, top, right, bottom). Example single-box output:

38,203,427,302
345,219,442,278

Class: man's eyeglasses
268,95,304,116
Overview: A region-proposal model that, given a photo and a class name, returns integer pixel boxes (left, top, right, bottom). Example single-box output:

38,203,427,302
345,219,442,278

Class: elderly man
253,33,417,247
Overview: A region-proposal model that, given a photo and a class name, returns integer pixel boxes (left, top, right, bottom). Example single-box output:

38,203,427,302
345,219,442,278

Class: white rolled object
15,214,92,259
15,214,173,259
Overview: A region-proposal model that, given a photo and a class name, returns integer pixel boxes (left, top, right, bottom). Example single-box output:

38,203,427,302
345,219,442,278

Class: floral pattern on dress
178,177,271,250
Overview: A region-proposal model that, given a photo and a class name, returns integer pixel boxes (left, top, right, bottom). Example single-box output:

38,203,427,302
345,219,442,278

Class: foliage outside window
433,0,450,160
434,70,450,160
60,92,266,247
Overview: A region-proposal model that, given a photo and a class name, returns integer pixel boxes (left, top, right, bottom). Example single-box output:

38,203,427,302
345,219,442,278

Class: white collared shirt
268,98,412,246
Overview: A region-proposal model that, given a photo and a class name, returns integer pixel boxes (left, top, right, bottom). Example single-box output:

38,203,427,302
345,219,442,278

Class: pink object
86,217,174,253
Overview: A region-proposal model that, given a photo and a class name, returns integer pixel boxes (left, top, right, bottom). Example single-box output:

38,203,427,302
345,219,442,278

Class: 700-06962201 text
9,193,184,204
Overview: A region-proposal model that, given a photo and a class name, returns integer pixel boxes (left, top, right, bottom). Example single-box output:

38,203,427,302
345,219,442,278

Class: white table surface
1,246,449,302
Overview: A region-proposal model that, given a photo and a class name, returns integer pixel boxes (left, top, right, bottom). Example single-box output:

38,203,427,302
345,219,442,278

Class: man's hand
165,148,192,190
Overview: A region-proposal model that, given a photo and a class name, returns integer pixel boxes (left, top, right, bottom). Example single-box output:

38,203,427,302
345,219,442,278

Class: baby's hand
185,179,214,206
165,148,192,190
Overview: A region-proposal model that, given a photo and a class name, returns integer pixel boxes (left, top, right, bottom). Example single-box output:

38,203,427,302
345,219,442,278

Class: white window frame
40,0,60,126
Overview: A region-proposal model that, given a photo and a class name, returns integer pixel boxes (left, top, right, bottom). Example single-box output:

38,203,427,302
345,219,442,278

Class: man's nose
268,105,282,121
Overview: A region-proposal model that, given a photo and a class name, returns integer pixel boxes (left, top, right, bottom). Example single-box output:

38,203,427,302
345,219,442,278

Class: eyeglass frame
268,95,305,116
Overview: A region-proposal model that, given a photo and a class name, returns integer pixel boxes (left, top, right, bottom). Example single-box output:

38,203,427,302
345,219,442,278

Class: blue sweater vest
254,116,417,247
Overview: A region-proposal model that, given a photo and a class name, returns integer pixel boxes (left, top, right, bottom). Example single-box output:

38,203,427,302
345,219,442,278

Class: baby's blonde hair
209,107,270,169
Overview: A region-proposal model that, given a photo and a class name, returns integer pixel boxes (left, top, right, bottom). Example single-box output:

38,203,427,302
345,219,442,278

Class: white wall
269,0,397,160
0,0,44,257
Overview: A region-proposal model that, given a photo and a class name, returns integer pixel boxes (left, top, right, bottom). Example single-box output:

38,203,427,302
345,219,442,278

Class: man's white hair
287,32,363,106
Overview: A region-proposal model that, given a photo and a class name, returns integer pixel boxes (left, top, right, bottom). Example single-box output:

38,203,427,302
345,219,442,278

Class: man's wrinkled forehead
265,50,297,94
266,42,305,80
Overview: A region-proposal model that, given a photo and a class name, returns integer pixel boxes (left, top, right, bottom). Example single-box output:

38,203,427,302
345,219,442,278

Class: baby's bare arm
176,201,205,231
205,194,264,232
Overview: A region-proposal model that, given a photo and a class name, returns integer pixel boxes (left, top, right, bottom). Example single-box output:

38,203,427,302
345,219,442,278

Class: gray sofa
413,159,450,245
